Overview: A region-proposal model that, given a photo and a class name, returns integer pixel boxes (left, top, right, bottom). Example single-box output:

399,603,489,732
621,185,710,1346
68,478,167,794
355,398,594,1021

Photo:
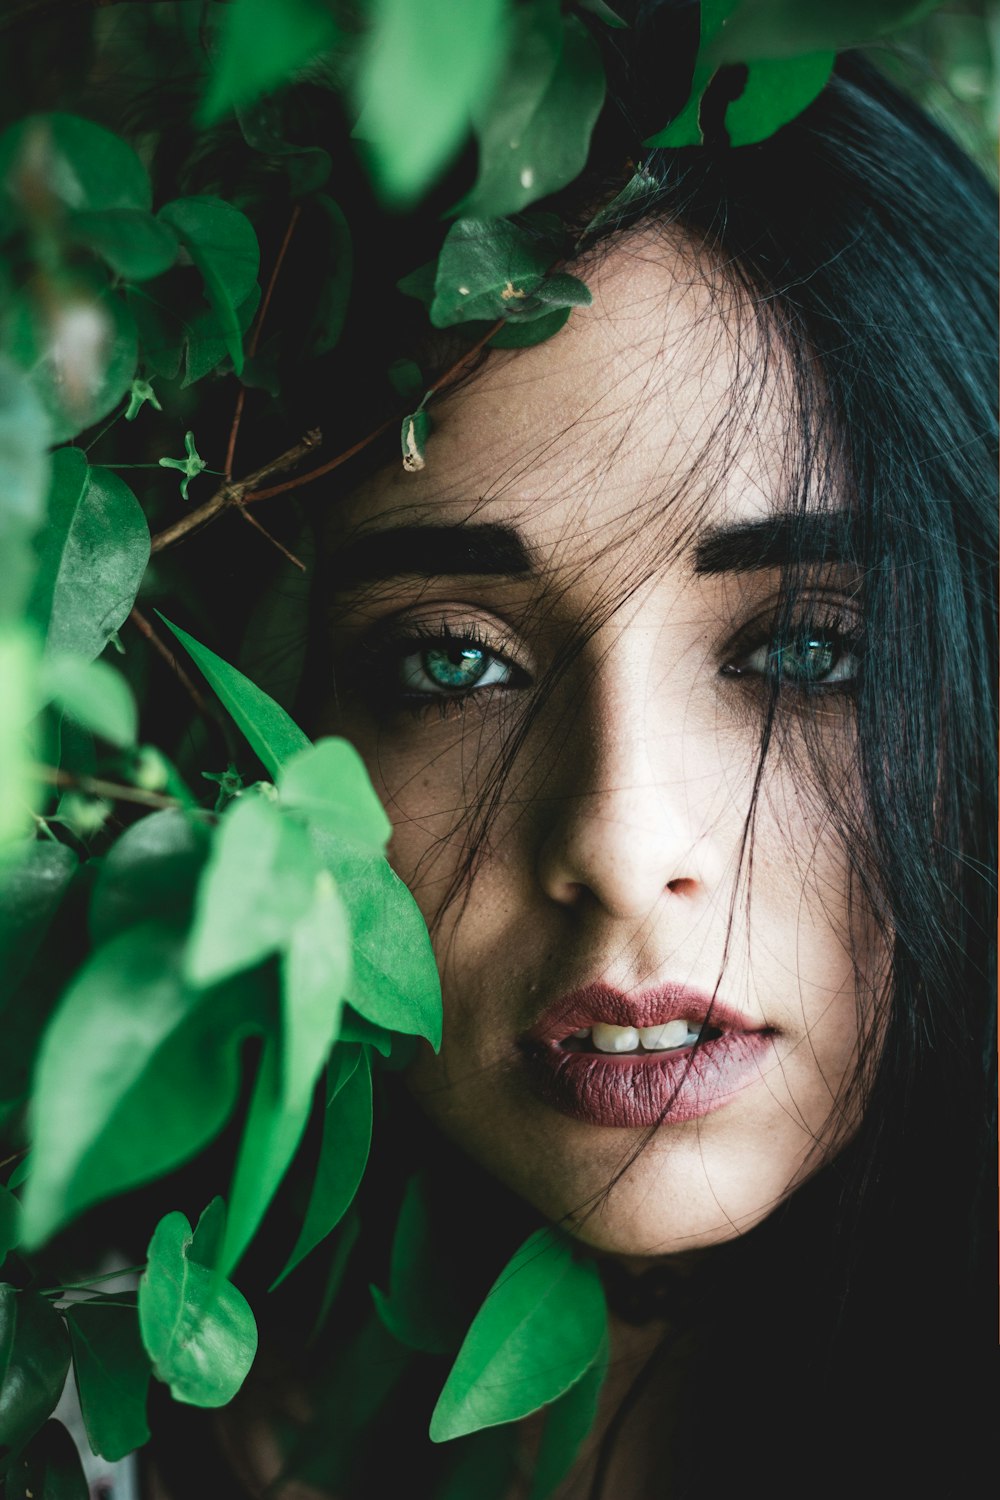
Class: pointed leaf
462,6,606,219
281,866,351,1109
355,0,508,206
138,1208,257,1407
328,852,442,1048
21,924,270,1247
202,0,341,123
66,1301,151,1461
371,1175,466,1354
725,52,835,146
429,218,553,329
4,1418,88,1500
88,809,211,948
528,1334,608,1499
489,306,571,348
158,617,311,776
338,1007,392,1058
278,738,390,854
40,656,137,749
157,197,260,375
274,1045,372,1285
27,456,149,660
185,795,319,988
0,841,77,1006
0,1288,71,1461
429,1230,606,1441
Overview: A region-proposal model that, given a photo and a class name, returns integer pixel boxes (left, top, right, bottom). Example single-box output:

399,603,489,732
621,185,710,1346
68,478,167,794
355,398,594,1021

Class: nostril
666,876,700,897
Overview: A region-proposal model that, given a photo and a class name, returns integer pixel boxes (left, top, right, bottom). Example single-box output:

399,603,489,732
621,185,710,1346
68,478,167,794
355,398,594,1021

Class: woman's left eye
725,628,860,688
399,643,514,695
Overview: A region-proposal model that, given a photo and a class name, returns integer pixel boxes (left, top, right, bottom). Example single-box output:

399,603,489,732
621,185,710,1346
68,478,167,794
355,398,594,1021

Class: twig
237,505,307,570
32,765,181,810
225,203,302,480
149,428,321,553
128,605,238,759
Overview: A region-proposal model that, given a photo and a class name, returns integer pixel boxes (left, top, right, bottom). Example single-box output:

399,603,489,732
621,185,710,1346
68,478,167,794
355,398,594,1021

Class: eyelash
347,603,862,720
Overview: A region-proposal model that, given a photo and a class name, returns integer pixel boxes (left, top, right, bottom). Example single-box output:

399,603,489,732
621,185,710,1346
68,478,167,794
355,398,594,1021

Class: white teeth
638,1020,697,1051
591,1023,640,1053
571,1028,590,1039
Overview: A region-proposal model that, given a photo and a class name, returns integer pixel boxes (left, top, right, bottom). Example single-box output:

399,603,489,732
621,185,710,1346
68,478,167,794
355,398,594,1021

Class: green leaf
354,0,508,206
0,1288,71,1461
138,1206,258,1407
489,305,571,348
0,1186,21,1267
125,279,260,386
185,794,319,989
427,218,567,330
21,923,270,1247
0,113,152,220
0,354,51,621
27,454,150,660
88,809,211,947
274,1045,372,1286
429,1230,607,1441
66,1301,151,1462
157,197,260,375
40,656,137,749
158,616,311,777
5,1419,88,1500
0,841,77,1006
337,1007,393,1058
725,52,835,146
328,852,442,1048
278,738,391,854
708,0,942,62
434,1426,518,1500
371,1175,467,1355
202,0,341,124
69,209,178,282
219,1037,313,1276
281,866,351,1109
460,6,606,219
3,280,139,445
0,628,41,844
401,408,431,472
527,1335,608,1499
644,0,732,147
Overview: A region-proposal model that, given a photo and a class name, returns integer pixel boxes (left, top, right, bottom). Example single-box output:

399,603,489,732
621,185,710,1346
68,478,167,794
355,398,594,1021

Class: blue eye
398,642,514,696
726,627,860,689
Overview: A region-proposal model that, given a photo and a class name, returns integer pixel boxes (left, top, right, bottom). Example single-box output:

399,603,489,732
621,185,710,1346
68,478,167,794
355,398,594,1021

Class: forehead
337,234,801,556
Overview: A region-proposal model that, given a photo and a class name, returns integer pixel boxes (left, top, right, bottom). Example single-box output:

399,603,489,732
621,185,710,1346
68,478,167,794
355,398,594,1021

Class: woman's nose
533,705,724,921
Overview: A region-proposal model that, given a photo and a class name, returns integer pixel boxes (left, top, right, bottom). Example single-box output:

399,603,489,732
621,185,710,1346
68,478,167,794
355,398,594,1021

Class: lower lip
523,1032,775,1128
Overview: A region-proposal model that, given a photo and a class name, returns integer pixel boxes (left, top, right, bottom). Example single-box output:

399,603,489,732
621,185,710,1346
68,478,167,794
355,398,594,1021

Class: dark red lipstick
521,981,774,1128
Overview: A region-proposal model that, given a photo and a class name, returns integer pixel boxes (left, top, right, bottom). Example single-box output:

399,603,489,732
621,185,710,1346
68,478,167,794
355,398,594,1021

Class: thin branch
225,202,302,480
32,765,182,810
237,505,307,570
128,605,238,758
149,427,321,553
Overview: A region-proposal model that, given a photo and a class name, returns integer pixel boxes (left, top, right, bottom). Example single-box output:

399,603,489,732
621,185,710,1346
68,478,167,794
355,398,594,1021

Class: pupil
780,636,835,680
424,646,487,689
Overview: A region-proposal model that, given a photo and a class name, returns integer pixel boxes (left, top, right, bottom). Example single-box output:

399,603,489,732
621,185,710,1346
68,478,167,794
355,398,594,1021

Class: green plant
0,2,982,1494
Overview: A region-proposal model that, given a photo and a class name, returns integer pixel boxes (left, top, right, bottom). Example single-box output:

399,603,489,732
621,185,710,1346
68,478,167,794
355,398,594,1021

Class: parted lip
524,980,768,1047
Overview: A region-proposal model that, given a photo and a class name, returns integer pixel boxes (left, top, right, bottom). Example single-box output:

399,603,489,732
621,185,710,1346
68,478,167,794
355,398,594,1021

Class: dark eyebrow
694,512,857,574
330,523,532,587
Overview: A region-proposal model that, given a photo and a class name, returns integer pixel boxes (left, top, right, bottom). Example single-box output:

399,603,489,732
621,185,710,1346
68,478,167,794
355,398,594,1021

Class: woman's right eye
398,642,515,696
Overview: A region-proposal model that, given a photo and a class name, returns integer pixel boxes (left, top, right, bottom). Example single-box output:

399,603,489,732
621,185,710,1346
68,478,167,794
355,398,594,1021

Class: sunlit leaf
0,354,51,621
21,924,270,1247
88,809,210,948
0,1287,71,1461
527,1334,608,1499
40,656,137,750
725,52,835,146
66,1300,151,1462
281,866,351,1109
371,1174,467,1354
4,1418,87,1500
429,1230,607,1441
0,627,41,844
185,794,318,989
158,617,311,777
202,0,341,124
461,4,606,219
328,852,442,1048
27,454,149,660
338,1007,392,1059
709,0,942,62
354,0,508,206
0,841,77,1005
157,197,260,375
69,209,178,282
278,738,390,855
138,1205,257,1407
0,113,151,221
274,1045,372,1286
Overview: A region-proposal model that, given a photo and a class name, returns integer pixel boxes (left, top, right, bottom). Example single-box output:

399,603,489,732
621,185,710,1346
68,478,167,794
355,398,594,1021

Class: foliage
0,0,981,1493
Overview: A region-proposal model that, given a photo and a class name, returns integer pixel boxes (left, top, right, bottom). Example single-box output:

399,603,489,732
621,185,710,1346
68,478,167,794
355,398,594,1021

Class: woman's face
319,239,879,1259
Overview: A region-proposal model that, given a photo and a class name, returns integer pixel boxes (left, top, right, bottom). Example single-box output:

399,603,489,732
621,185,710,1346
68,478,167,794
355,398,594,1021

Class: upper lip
524,981,768,1045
